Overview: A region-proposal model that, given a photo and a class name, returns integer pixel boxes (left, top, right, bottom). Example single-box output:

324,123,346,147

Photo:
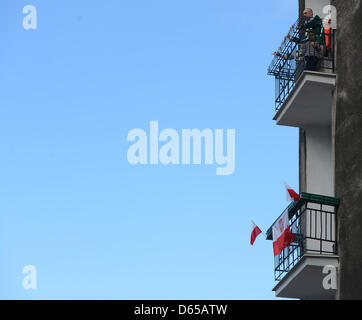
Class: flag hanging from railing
250,220,262,245
284,181,300,202
272,209,295,256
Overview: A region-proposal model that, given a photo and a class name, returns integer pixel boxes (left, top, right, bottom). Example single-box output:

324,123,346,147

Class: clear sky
0,0,299,299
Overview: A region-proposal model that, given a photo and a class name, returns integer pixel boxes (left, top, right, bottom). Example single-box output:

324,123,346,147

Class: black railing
266,193,339,282
268,18,335,111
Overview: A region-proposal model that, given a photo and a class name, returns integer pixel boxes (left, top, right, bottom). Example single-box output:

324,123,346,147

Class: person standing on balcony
297,8,324,45
299,29,323,71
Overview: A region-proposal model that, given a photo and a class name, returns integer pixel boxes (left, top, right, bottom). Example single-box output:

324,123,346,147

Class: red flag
250,220,262,245
272,209,295,256
284,181,300,202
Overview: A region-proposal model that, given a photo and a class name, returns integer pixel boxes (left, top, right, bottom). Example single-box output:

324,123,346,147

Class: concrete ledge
273,71,336,128
273,253,339,300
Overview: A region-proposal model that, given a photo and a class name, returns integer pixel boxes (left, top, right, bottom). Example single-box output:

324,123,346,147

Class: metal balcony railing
266,193,339,282
268,18,335,112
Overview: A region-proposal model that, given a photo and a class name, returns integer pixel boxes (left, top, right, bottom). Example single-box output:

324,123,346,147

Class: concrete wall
299,128,307,193
305,127,334,197
331,0,362,300
305,0,331,18
299,0,306,19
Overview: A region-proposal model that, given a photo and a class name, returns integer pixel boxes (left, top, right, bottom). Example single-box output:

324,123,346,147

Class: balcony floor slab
273,253,339,300
273,71,336,128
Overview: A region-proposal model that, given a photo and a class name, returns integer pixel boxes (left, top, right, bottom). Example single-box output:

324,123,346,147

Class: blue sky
0,0,299,299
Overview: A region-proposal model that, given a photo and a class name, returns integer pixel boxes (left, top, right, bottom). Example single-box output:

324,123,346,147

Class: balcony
268,19,335,128
266,193,339,299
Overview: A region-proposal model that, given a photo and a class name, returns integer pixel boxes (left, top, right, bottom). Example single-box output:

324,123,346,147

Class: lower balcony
266,193,339,299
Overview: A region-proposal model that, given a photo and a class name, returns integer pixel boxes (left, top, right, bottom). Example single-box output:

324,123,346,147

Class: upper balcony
268,18,336,128
266,192,339,299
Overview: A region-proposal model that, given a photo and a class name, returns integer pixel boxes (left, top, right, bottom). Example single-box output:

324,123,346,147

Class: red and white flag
250,220,262,245
284,181,300,202
272,209,295,256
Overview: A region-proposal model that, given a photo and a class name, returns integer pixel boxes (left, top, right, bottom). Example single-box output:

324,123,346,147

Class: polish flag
284,181,300,202
250,220,262,245
272,209,295,256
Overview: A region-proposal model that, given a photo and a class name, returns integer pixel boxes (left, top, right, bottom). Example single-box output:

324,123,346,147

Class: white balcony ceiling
273,254,339,300
274,72,336,128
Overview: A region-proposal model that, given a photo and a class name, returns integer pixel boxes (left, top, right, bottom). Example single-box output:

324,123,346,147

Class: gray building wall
331,0,362,300
299,0,306,19
297,0,362,299
299,128,307,193
298,1,306,194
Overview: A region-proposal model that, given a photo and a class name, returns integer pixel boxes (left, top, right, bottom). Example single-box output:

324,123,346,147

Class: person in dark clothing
300,29,323,71
297,8,324,45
